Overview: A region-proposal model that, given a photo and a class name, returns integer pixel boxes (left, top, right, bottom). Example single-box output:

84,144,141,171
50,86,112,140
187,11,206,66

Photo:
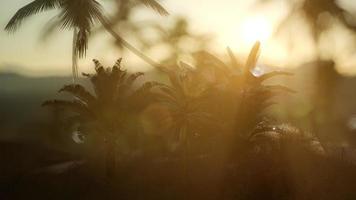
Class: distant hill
0,70,161,141
0,72,75,94
0,73,77,140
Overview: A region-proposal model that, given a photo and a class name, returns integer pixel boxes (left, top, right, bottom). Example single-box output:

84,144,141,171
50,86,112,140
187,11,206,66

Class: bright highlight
241,16,273,44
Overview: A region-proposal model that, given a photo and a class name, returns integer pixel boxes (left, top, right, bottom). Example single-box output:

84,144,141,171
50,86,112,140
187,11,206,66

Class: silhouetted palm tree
228,42,293,137
42,59,160,179
157,65,213,150
190,42,293,137
155,63,214,192
5,0,168,80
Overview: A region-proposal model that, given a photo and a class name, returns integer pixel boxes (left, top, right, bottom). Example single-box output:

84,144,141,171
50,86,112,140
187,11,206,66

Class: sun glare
240,16,273,44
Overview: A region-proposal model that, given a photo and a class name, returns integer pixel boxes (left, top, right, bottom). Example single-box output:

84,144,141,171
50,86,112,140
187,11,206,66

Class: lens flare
241,16,273,44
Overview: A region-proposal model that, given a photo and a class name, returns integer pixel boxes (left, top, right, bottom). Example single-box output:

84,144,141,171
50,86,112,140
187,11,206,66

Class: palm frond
110,58,126,83
264,85,296,94
125,72,144,86
113,58,123,69
82,72,91,77
5,0,61,32
40,16,62,41
166,72,185,95
59,84,96,104
127,81,164,111
193,51,230,72
74,29,89,58
139,0,169,16
114,71,142,97
58,0,105,57
178,61,195,73
258,71,293,82
130,81,164,101
93,59,105,74
156,85,180,104
227,47,243,70
245,41,261,72
58,0,103,30
42,99,94,119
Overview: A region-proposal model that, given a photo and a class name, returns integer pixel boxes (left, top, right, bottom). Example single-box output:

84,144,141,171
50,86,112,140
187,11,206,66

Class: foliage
42,59,161,178
5,0,168,78
44,59,158,131
4,1,356,199
183,42,294,138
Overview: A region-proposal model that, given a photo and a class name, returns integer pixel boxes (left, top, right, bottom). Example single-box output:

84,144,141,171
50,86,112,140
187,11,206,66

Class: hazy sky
0,0,283,76
1,0,356,76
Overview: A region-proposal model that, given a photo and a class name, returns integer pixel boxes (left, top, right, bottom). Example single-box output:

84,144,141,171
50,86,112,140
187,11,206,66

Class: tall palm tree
5,0,168,80
42,58,160,179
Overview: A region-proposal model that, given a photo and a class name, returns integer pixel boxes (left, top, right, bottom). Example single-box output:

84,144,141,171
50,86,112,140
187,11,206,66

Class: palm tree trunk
98,16,162,69
104,134,118,200
179,124,189,198
105,138,117,180
72,28,79,82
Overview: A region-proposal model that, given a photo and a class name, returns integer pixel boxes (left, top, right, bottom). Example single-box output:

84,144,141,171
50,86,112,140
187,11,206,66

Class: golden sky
1,0,356,76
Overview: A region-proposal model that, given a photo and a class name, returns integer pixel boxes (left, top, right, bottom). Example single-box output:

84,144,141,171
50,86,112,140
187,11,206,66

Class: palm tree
157,64,214,150
228,42,293,137
190,42,293,137
5,0,168,80
153,41,292,157
42,58,160,179
155,63,214,194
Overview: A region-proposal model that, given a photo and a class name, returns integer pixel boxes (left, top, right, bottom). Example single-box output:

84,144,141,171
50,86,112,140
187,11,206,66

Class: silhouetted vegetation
2,1,356,200
0,42,353,200
5,0,168,79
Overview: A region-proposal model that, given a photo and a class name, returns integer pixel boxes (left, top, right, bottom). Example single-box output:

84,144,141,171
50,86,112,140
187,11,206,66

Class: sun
240,16,273,44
